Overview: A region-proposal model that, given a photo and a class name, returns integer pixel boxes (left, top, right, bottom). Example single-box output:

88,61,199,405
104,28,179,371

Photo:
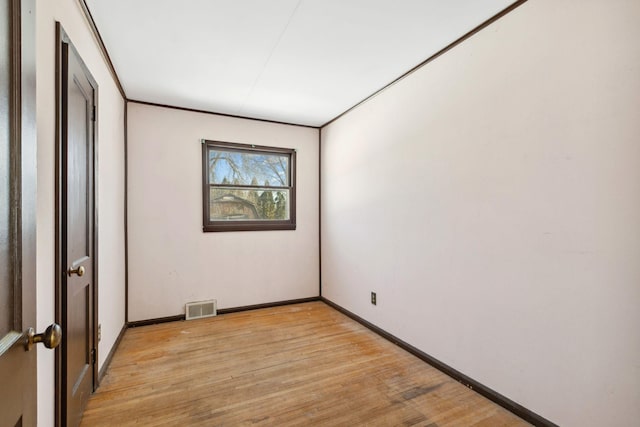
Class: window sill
203,222,296,232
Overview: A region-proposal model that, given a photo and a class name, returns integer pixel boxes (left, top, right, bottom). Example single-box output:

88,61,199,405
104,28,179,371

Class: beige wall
127,103,319,321
36,0,126,424
321,0,640,425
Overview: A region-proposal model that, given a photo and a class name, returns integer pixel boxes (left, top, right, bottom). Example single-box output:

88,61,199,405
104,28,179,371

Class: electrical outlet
371,292,377,305
98,324,101,342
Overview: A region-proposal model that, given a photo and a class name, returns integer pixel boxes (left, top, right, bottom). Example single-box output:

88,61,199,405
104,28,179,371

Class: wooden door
57,24,97,427
0,0,38,426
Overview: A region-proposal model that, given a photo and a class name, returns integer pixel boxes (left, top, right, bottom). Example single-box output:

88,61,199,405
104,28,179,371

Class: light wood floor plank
81,302,529,426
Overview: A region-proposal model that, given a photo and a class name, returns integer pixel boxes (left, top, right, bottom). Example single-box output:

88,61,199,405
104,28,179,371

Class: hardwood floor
81,302,529,426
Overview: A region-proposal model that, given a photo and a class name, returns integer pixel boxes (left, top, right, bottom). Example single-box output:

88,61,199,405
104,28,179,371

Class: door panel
0,0,11,340
59,25,96,427
67,75,90,260
0,1,38,426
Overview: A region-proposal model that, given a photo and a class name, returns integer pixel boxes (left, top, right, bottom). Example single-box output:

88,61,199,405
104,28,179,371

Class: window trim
201,139,296,232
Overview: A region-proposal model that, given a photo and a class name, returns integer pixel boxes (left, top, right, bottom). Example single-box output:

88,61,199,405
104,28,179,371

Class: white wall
36,0,126,425
127,103,319,321
321,0,640,426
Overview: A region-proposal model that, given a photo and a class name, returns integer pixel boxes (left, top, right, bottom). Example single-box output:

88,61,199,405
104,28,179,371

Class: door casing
55,22,99,426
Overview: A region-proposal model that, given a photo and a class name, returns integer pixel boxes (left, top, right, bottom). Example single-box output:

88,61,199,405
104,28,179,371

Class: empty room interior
2,0,639,426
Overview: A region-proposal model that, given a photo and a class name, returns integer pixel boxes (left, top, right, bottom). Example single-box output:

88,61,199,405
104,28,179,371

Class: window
202,140,296,232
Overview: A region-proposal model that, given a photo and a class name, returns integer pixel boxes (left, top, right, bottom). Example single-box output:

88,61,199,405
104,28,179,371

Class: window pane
202,140,296,232
208,149,289,187
209,187,290,221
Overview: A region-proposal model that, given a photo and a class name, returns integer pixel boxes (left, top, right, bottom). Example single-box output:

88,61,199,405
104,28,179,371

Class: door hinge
91,348,96,364
92,105,96,122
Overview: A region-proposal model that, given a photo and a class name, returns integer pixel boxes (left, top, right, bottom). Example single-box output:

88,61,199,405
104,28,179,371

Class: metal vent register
185,300,217,320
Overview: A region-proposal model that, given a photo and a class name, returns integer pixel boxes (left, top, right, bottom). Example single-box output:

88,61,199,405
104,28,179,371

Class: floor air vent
185,299,217,320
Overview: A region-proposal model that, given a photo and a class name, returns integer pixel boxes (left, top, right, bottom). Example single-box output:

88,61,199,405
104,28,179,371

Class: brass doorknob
68,265,85,277
25,324,62,351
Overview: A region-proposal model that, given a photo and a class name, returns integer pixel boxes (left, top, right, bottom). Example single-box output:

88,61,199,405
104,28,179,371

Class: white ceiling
85,0,514,127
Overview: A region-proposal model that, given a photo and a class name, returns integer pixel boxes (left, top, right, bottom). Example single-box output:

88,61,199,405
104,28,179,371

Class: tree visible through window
202,140,296,232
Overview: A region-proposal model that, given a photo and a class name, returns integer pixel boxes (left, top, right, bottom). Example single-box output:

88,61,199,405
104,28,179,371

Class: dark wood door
0,0,38,426
58,25,97,427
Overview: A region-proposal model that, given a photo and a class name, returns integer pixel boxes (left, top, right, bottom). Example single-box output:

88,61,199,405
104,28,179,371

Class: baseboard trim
97,323,127,384
127,314,186,328
127,296,321,328
217,297,320,315
320,297,558,427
